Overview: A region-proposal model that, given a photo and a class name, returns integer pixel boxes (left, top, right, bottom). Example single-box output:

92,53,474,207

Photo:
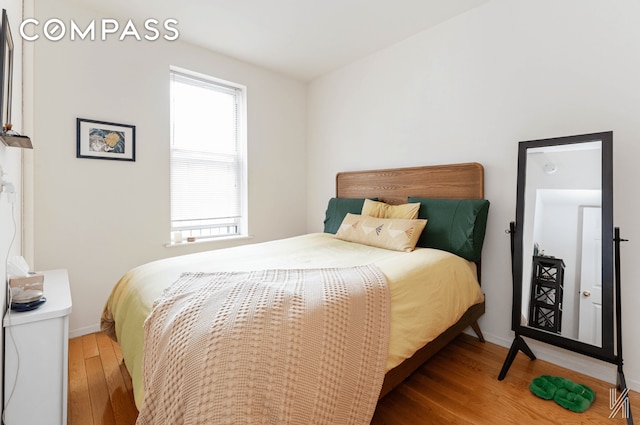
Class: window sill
164,234,253,248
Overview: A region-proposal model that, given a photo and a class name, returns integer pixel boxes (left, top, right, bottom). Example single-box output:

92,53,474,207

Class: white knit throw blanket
137,265,390,425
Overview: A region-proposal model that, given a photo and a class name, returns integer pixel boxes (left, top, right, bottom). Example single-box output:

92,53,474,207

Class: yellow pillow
335,213,427,252
361,199,420,219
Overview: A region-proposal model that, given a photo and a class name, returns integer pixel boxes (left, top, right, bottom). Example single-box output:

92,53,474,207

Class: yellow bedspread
101,233,484,409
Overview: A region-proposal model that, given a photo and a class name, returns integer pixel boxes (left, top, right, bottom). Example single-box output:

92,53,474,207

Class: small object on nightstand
10,297,47,312
9,269,46,310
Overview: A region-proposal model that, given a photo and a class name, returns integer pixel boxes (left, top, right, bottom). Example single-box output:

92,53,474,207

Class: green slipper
530,375,566,400
553,379,595,413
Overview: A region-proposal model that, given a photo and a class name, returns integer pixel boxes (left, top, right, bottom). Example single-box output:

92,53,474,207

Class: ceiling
73,0,489,81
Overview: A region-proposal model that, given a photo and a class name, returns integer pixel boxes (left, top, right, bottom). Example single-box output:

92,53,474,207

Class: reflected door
578,206,602,346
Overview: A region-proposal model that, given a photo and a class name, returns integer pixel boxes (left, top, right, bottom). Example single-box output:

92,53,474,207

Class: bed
100,162,489,424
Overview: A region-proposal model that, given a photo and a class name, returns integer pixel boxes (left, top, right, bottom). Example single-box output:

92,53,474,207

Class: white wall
29,0,307,336
307,0,640,389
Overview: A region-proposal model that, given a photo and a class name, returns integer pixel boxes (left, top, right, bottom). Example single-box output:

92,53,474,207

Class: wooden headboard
336,162,484,204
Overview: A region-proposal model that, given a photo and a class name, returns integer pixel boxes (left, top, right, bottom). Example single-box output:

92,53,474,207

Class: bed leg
470,321,485,343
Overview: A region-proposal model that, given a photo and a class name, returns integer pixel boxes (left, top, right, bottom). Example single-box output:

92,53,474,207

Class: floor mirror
499,131,632,423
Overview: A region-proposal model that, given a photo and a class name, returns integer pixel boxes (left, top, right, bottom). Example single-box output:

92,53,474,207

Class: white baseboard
480,330,640,392
69,323,101,339
627,376,640,393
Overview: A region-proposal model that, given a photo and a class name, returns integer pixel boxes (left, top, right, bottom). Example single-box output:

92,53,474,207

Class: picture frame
1,8,14,130
76,118,136,161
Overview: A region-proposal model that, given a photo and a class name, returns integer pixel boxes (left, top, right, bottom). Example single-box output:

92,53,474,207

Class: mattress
101,232,484,409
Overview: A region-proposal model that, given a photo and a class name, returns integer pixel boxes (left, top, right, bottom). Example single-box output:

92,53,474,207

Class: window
170,68,247,242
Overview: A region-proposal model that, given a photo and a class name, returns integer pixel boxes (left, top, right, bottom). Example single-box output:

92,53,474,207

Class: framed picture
76,118,136,161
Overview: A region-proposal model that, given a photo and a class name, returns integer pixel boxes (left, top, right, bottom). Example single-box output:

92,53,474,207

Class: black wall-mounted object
0,8,13,131
0,9,33,149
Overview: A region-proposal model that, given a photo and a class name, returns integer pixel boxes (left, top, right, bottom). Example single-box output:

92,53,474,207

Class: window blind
170,70,245,240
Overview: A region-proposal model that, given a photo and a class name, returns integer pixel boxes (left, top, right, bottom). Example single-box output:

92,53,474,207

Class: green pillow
408,197,490,262
323,198,377,234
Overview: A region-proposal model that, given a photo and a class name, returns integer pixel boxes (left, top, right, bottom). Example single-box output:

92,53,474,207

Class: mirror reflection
520,141,603,347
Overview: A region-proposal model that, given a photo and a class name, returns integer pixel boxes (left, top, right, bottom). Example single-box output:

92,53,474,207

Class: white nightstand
3,269,72,425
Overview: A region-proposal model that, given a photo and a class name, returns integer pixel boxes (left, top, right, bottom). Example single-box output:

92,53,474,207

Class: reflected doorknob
582,290,591,297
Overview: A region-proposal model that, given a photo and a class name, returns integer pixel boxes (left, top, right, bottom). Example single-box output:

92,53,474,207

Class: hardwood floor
69,332,639,424
69,332,137,425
